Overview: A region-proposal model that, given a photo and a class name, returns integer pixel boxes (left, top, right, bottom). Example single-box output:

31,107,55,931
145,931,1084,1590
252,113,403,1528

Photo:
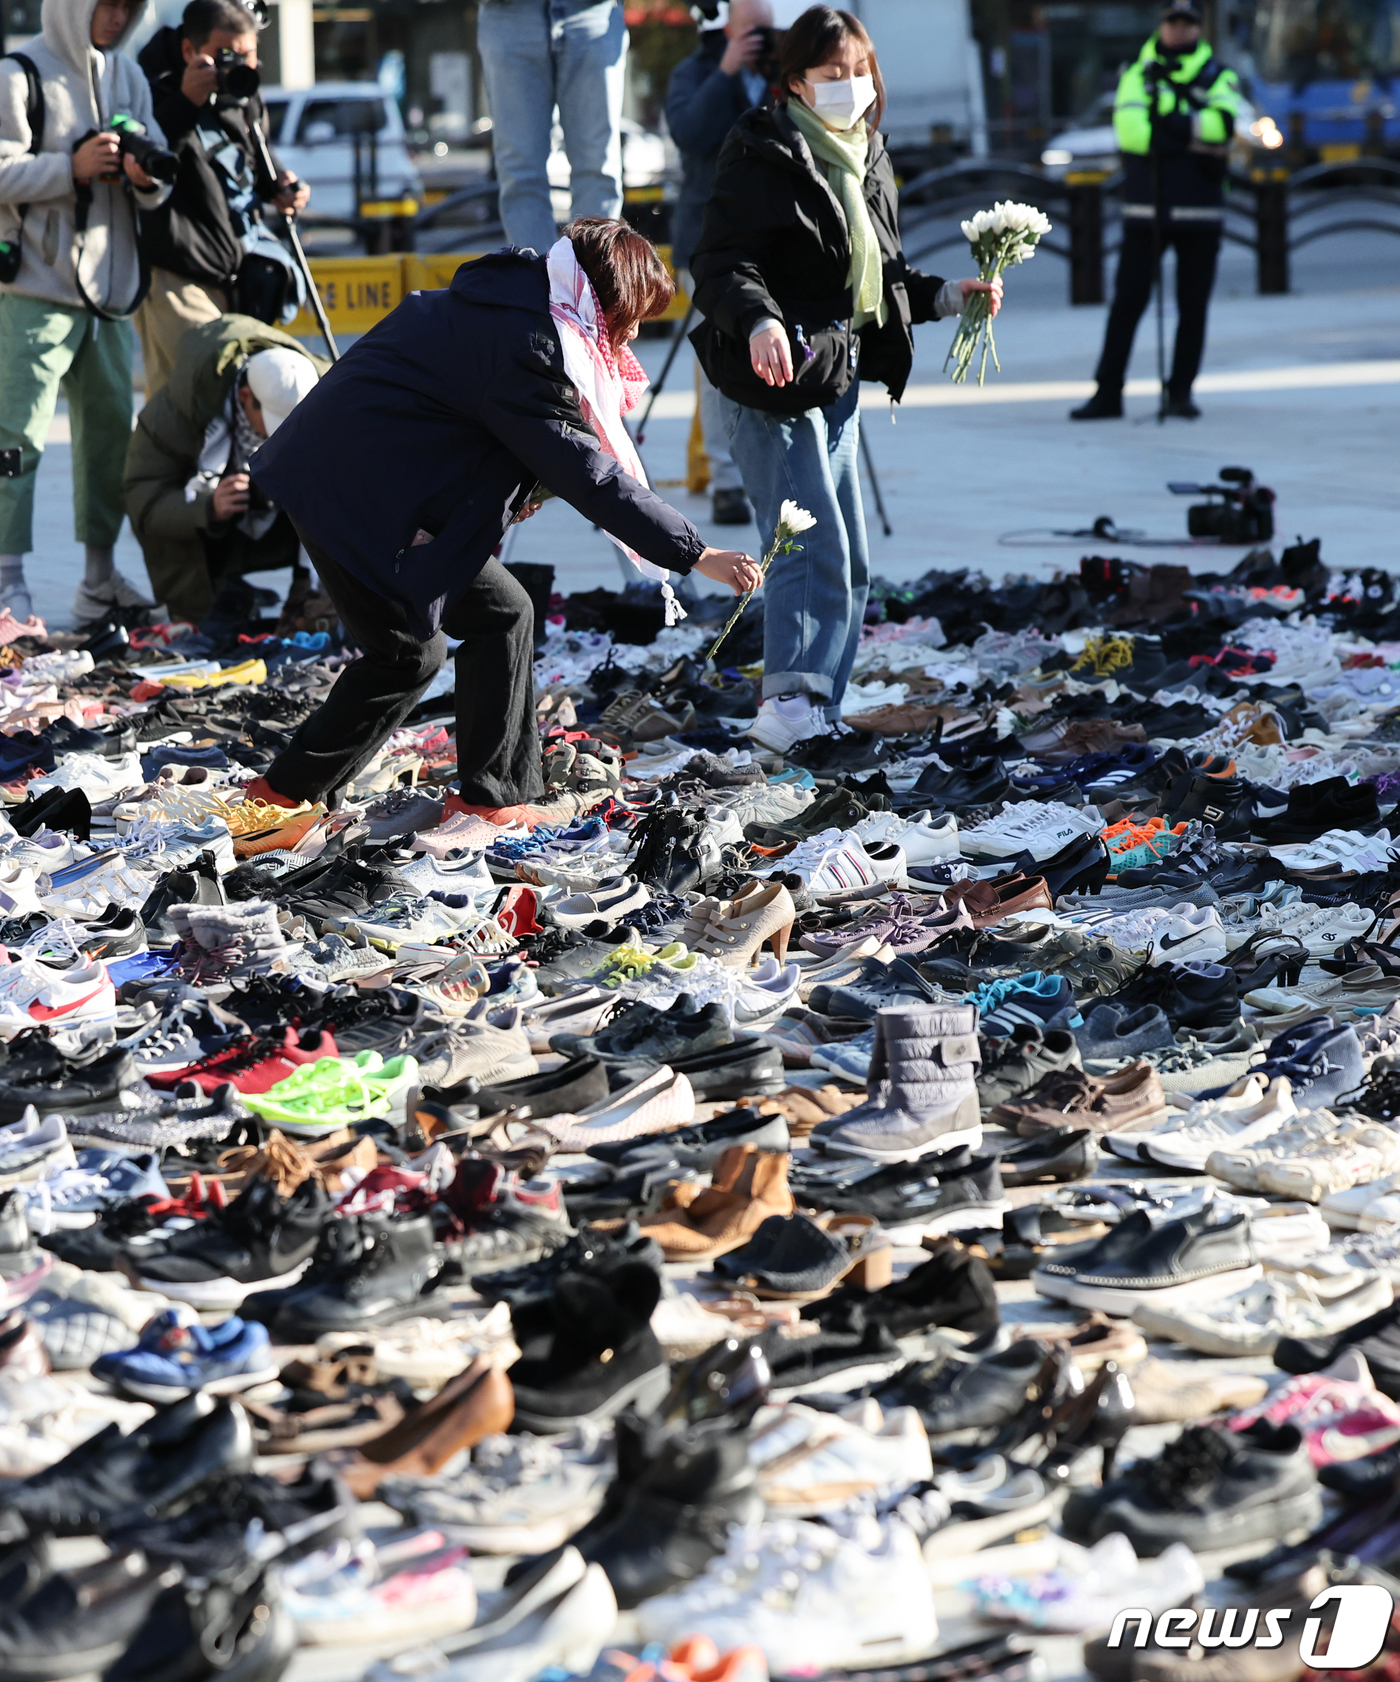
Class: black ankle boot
1070,390,1123,420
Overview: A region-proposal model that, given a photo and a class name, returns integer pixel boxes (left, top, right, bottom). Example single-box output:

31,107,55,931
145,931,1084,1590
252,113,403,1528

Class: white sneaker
0,1111,77,1185
1132,1269,1393,1357
1272,829,1400,874
400,850,494,900
973,1533,1203,1634
72,569,155,625
853,809,959,866
750,1402,933,1515
758,829,892,893
1139,1076,1298,1170
28,753,144,802
1258,1120,1400,1201
1206,1107,1342,1191
0,956,115,1027
636,1516,938,1672
1259,900,1375,956
369,1551,616,1682
1322,1170,1400,1231
723,779,814,830
1247,1200,1332,1262
747,696,829,753
1146,903,1228,966
961,800,1102,862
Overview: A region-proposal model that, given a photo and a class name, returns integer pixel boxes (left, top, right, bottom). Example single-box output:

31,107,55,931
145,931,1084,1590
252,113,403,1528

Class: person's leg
721,393,852,703
134,270,228,399
553,0,626,224
0,294,85,618
698,366,745,496
65,314,155,619
261,537,447,804
441,559,544,808
824,382,870,719
477,0,560,253
1167,224,1222,403
1092,221,1157,397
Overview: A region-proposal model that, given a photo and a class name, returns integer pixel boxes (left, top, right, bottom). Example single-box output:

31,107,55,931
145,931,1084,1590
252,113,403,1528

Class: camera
214,46,260,101
751,24,781,79
75,115,179,184
1168,465,1276,543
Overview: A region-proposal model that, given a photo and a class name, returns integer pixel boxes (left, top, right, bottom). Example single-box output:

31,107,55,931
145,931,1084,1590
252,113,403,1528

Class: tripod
247,115,339,362
635,300,696,445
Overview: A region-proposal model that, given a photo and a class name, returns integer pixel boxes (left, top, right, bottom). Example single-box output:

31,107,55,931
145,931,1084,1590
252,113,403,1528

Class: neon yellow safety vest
1113,36,1241,156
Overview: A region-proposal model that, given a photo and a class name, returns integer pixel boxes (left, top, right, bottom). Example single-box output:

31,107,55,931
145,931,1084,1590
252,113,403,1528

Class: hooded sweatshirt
0,0,170,313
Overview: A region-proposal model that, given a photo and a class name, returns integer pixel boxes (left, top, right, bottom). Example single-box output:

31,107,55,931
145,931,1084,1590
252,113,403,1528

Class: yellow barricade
290,243,690,339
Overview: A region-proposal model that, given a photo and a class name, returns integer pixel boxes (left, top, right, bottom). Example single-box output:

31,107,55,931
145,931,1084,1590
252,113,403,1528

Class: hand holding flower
708,500,816,663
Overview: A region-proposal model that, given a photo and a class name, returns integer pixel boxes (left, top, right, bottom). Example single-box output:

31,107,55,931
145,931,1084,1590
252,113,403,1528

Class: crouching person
124,313,324,627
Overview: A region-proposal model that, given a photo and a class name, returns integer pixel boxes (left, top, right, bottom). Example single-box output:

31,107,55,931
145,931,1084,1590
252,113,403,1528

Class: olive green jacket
124,315,327,623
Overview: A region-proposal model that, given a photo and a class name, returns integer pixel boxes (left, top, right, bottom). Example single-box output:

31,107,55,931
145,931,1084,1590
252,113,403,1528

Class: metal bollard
1254,171,1289,294
1066,173,1106,305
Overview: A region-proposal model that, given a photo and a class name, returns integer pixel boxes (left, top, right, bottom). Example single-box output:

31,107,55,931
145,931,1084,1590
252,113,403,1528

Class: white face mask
808,73,875,130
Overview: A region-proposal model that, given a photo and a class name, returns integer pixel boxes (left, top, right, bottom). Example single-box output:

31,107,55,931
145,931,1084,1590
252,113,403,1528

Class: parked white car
261,83,424,221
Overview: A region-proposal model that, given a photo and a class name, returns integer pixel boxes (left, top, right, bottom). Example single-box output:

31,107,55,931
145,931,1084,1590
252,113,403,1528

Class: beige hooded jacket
0,0,170,314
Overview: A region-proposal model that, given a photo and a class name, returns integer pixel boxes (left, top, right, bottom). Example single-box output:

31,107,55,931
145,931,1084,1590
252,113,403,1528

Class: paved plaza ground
25,227,1400,628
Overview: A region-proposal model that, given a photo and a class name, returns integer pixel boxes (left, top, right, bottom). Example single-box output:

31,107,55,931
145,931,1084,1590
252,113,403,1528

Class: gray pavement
24,228,1400,631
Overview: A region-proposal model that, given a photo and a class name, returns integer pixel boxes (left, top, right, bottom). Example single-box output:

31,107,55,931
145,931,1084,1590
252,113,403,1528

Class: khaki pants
135,269,228,397
0,293,133,555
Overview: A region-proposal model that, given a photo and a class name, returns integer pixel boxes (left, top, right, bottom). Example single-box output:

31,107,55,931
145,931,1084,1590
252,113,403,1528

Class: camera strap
1,54,44,238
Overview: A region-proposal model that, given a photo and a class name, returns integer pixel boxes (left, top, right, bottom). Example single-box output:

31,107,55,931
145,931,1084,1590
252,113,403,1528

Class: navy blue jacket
665,31,766,273
251,250,705,638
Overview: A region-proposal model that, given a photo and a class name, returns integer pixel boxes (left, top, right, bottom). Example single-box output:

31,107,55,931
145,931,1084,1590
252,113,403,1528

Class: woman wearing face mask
690,4,1002,754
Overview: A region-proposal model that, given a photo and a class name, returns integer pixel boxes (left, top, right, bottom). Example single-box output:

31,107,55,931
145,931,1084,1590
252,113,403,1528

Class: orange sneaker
243,775,303,810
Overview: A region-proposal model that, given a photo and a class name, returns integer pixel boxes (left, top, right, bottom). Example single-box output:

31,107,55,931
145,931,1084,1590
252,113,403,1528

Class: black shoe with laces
552,994,733,1062
263,1210,451,1337
1069,1420,1322,1555
904,757,1011,815
1106,960,1239,1033
473,1219,662,1307
1257,775,1382,845
0,1043,136,1122
302,985,432,1055
876,1338,1069,1441
1162,775,1257,840
135,1177,331,1307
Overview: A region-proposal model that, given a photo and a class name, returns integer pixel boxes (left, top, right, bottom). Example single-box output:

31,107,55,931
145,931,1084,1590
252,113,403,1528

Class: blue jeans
718,381,869,711
478,0,627,255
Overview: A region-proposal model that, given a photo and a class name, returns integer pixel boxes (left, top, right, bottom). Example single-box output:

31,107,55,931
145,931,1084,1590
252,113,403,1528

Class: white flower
777,501,817,536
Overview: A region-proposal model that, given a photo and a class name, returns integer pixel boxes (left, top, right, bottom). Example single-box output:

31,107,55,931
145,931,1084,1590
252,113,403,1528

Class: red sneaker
442,794,530,826
243,774,303,810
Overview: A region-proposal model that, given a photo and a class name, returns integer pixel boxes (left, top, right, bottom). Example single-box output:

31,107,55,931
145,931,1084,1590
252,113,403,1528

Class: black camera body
1168,465,1276,543
214,48,260,102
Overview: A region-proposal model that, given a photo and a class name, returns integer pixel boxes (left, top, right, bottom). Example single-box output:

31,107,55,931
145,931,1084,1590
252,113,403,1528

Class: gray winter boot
824,1004,982,1162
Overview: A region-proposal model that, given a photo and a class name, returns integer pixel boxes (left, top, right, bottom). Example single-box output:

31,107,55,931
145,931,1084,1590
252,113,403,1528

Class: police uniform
1073,5,1242,419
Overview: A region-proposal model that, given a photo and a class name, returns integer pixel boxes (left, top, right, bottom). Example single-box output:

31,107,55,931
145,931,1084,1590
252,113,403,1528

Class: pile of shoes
9,551,1400,1682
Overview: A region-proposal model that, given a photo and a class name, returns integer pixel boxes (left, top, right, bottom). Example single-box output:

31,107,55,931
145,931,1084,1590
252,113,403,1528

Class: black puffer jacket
136,26,282,288
690,102,946,415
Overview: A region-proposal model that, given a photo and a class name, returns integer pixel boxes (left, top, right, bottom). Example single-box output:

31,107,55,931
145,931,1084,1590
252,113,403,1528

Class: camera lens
223,60,260,98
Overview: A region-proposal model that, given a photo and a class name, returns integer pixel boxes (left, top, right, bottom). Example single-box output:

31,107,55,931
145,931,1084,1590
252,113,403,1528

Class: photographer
135,0,308,397
1071,0,1241,420
666,0,775,526
124,315,323,627
0,0,171,627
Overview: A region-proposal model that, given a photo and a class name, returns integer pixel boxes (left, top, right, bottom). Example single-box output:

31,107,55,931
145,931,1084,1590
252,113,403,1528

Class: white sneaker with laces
1146,904,1228,966
747,696,829,753
1139,1076,1298,1170
1132,1269,1393,1357
961,801,1102,862
636,1515,938,1671
72,569,155,625
750,1402,933,1515
853,809,959,865
28,753,144,802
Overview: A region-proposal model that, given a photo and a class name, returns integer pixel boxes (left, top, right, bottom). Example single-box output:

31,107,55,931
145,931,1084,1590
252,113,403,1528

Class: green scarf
787,99,887,330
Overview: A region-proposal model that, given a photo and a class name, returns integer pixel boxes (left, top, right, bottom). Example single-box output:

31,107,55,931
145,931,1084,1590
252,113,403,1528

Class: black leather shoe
1162,394,1201,418
1070,391,1123,420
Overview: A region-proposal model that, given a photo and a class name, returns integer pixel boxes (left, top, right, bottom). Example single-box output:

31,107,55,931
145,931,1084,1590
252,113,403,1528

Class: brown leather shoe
326,1355,515,1497
945,872,1053,927
989,1061,1167,1136
641,1144,794,1261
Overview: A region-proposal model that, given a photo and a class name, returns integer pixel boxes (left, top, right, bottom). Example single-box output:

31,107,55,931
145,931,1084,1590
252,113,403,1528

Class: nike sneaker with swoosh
1147,905,1228,966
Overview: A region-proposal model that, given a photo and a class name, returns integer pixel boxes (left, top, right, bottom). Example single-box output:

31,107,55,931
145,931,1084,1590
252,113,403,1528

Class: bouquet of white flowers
944,200,1052,386
707,500,817,664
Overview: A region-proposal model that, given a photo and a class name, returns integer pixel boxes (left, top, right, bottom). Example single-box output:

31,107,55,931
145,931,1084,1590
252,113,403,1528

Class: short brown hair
564,217,675,353
777,6,885,132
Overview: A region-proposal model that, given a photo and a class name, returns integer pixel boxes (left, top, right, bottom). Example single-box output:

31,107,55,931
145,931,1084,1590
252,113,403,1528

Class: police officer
1071,0,1241,420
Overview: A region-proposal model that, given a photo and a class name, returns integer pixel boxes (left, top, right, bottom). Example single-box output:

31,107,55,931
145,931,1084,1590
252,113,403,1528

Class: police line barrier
289,246,691,340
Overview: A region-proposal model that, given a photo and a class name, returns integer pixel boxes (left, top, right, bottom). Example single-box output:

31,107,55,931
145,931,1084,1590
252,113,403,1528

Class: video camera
1168,465,1275,543
213,46,260,101
73,114,178,185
